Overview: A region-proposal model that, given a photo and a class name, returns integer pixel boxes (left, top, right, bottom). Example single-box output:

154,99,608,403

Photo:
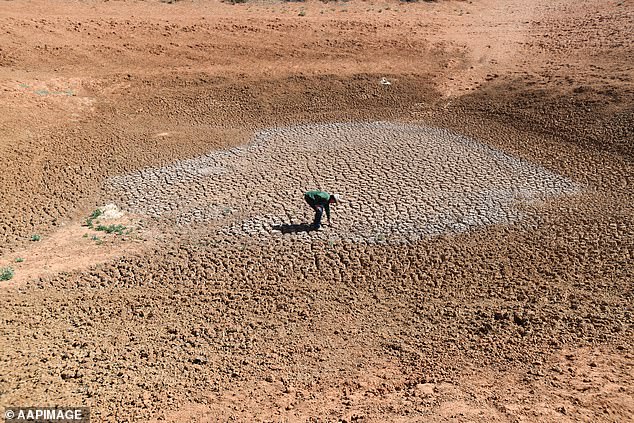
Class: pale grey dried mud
106,122,578,242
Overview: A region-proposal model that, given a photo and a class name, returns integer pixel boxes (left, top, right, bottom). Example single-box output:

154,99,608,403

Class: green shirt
304,190,332,220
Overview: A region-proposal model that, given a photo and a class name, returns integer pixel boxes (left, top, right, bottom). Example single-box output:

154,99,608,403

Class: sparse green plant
298,9,306,16
91,234,103,245
0,267,14,281
95,224,126,235
30,234,41,242
15,258,24,263
85,209,103,228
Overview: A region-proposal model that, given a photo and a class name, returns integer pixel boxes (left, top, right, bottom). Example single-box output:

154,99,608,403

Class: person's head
329,194,340,204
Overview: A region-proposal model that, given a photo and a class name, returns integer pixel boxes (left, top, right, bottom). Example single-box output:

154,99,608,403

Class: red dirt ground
0,0,632,421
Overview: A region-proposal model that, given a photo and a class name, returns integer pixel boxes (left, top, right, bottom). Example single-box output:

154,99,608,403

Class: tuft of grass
90,234,104,245
85,209,103,228
30,234,41,242
298,9,306,16
0,267,14,281
15,258,24,263
95,224,126,235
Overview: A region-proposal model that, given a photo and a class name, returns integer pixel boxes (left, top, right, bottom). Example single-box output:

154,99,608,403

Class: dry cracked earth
0,0,633,422
107,122,578,242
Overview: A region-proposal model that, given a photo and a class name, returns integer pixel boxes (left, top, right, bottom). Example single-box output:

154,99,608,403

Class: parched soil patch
1,212,631,421
0,0,632,421
107,122,578,242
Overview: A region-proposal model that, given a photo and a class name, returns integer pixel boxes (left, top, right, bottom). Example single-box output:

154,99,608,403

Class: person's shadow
271,223,315,234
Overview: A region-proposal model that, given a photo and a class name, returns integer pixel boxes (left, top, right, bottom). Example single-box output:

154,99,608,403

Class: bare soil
0,0,632,422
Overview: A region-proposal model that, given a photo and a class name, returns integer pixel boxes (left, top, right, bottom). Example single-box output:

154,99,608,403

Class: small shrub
95,224,126,235
86,209,103,228
0,267,14,281
298,9,306,16
30,234,41,242
15,258,24,263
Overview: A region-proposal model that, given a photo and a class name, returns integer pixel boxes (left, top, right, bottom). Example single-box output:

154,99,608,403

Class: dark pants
304,195,324,229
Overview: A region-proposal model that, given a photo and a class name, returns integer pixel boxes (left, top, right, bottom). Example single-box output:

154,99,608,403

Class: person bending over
303,190,339,229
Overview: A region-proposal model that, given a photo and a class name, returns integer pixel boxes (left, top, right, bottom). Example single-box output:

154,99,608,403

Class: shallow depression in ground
106,122,579,242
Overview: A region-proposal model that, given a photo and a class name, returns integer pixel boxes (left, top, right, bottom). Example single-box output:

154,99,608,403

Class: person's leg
313,205,323,229
305,195,317,212
305,195,319,225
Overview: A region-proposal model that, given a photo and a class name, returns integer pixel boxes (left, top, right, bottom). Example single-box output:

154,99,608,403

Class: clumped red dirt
0,0,632,422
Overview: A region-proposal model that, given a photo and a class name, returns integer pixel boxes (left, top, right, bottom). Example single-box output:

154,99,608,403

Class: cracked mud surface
108,122,578,242
0,0,632,422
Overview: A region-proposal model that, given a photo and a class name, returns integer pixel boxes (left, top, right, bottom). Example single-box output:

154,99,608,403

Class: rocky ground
0,0,632,422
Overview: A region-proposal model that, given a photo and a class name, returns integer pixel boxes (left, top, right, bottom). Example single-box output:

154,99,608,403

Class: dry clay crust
107,122,578,242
